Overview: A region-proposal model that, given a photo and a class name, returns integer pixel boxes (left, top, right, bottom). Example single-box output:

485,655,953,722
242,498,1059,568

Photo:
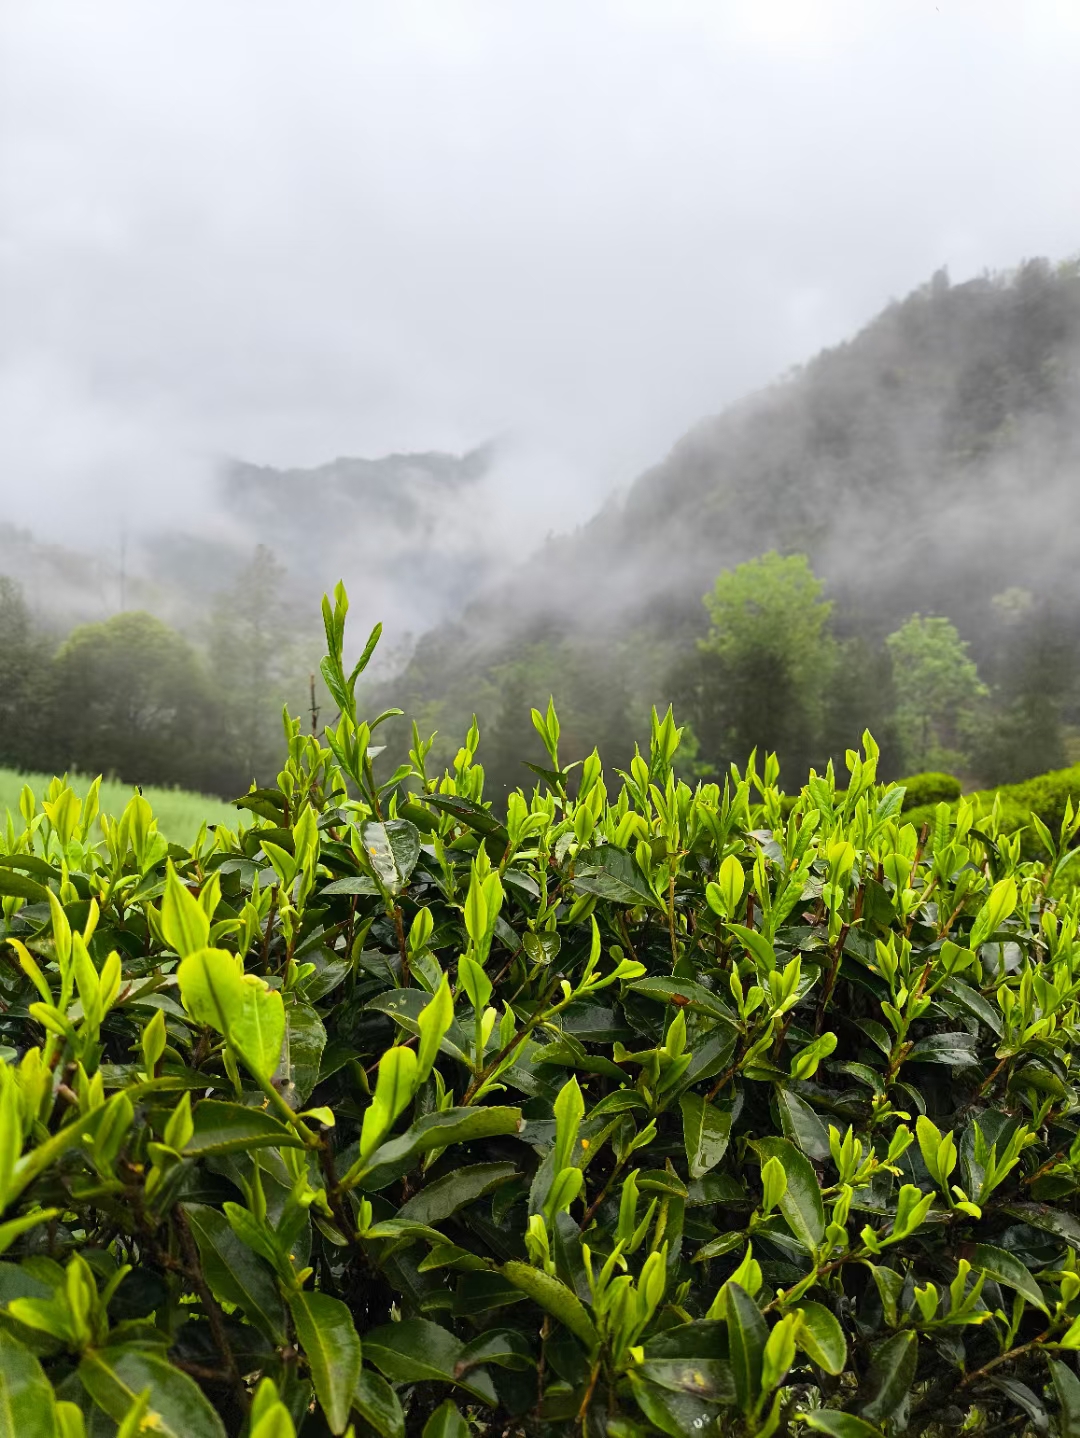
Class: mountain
381,257,1080,786
6,256,1079,796
4,443,505,644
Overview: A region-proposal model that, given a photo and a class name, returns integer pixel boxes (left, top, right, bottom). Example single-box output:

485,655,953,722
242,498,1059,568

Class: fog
2,1,1080,637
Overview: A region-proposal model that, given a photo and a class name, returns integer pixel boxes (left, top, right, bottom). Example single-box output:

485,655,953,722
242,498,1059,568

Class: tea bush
895,774,962,814
906,765,1080,860
3,585,1080,1437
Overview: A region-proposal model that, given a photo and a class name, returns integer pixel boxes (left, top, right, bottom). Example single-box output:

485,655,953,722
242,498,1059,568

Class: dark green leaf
938,976,1003,1036
967,1243,1048,1314
855,1019,892,1056
362,820,421,894
750,1137,825,1250
0,855,56,881
552,1211,591,1302
859,1331,917,1426
288,1290,362,1435
397,1164,517,1225
629,978,736,1022
321,876,379,896
680,1093,732,1180
638,1170,689,1198
453,1271,527,1316
183,1204,286,1344
628,1371,725,1438
906,1032,980,1066
364,1318,496,1404
424,793,509,842
1051,1359,1080,1438
831,1061,883,1093
352,1369,405,1438
775,1087,831,1161
185,1101,304,1156
682,1026,738,1086
572,845,659,908
725,1281,766,1414
988,1377,1049,1435
587,1090,648,1118
351,1107,523,1191
0,1330,62,1437
0,871,49,903
232,788,287,821
365,989,471,1066
422,1400,469,1438
692,1232,746,1263
638,1357,735,1402
283,1002,326,1104
642,1320,728,1360
457,1329,534,1372
364,1318,464,1384
1001,1202,1080,1252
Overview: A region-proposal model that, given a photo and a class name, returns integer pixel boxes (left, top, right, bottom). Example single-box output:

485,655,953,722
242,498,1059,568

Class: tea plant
3,583,1080,1437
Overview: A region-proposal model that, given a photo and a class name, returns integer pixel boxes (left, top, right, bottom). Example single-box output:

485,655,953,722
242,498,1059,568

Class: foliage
0,558,324,800
376,259,1080,792
5,587,1080,1436
895,773,962,813
48,612,218,792
0,577,53,774
885,617,987,775
906,763,1080,861
691,554,838,780
973,595,1076,786
208,546,322,790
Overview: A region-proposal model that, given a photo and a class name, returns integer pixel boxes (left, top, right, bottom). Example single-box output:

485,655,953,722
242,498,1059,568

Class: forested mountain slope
383,259,1080,789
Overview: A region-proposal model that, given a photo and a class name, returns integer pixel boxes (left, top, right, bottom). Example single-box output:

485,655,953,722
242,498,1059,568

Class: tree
0,576,52,771
207,546,315,790
483,633,637,797
49,611,215,788
691,552,837,778
821,635,902,779
885,614,987,774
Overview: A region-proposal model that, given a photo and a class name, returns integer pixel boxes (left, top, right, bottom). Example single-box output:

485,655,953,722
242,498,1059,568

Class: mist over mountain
383,257,1080,783
4,255,1079,799
2,442,507,644
155,442,504,638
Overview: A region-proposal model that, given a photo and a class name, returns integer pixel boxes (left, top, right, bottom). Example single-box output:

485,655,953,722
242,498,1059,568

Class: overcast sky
2,0,1079,549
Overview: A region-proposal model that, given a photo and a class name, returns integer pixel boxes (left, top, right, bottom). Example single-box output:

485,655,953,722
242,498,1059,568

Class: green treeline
5,261,1078,800
3,542,1069,804
0,548,323,797
380,258,1080,799
384,551,1077,802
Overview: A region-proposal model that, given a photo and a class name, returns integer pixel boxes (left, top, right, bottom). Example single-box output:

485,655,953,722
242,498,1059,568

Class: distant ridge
380,257,1080,777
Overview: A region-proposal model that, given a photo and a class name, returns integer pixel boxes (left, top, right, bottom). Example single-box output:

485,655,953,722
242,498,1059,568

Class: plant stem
580,1155,627,1232
959,1333,1048,1388
577,1360,602,1429
174,1205,248,1414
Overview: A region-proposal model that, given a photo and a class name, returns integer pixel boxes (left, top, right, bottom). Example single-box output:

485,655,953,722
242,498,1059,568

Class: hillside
5,258,1079,801
383,258,1080,788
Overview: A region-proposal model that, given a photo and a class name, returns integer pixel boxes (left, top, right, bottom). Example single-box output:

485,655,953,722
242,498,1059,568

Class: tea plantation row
2,586,1080,1436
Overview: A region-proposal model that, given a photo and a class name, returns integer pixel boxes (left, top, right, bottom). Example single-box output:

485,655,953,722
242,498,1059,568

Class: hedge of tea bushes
2,586,1080,1436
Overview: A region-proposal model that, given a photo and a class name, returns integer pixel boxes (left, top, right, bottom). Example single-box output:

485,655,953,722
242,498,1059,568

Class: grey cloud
1,0,1078,586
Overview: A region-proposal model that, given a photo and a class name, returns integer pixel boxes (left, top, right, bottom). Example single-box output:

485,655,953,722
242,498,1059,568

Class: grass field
0,768,243,847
